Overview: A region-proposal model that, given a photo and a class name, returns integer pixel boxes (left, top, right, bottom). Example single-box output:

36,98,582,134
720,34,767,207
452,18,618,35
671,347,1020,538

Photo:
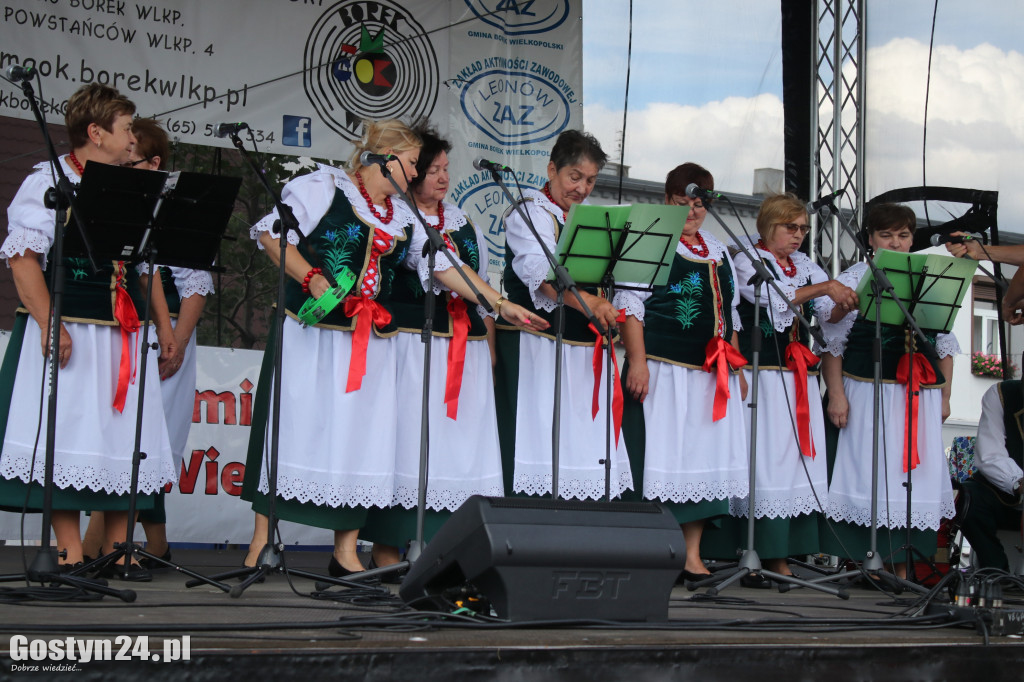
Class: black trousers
959,474,1023,571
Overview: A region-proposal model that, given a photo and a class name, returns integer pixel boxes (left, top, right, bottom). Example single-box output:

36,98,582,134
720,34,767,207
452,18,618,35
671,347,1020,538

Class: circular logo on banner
464,0,571,35
460,69,571,146
304,1,438,141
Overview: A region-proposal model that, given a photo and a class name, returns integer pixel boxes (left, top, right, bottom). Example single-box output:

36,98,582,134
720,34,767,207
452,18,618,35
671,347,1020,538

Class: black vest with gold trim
391,211,487,339
501,200,604,345
644,249,736,367
284,188,407,333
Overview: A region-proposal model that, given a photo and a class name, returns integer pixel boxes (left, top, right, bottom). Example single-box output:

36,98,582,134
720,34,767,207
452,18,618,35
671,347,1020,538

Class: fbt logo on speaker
9,635,191,669
551,571,631,600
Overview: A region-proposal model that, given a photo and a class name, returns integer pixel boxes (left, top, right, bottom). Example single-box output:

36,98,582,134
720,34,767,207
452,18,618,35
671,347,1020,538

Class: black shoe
678,569,714,584
368,557,406,584
740,572,773,589
98,563,152,582
138,549,172,571
328,556,362,578
56,561,85,575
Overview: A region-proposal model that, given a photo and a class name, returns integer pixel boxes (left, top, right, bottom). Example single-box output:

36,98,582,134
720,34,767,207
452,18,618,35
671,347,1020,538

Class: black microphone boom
807,188,845,213
685,183,722,202
359,151,395,167
213,122,249,138
930,231,984,246
473,157,512,173
4,64,36,83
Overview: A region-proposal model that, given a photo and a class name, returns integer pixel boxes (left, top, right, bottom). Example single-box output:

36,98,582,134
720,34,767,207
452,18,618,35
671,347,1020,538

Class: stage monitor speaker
399,495,685,622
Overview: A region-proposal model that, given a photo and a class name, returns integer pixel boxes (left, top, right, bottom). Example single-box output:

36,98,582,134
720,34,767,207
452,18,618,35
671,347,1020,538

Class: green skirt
700,512,822,561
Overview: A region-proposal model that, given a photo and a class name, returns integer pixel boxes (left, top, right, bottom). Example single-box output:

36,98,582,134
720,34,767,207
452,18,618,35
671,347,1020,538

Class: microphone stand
687,201,847,599
486,168,607,500
0,74,133,600
331,162,493,587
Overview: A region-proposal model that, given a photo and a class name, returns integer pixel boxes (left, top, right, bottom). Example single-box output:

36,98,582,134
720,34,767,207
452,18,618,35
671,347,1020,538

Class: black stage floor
0,547,1021,681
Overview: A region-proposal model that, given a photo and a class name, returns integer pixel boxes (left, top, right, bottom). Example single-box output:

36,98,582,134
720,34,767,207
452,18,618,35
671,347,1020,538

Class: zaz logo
465,0,570,35
282,116,312,148
460,69,570,146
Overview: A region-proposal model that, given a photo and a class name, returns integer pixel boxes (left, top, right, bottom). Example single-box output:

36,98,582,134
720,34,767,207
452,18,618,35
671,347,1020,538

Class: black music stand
70,163,239,590
552,203,684,500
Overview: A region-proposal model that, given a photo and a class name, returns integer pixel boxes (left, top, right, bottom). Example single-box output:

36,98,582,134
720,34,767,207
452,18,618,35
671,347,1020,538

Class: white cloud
584,36,1024,234
584,94,784,195
866,38,1024,230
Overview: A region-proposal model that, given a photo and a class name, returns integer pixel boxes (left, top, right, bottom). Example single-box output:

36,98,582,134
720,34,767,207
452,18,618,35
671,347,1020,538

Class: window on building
972,277,1000,355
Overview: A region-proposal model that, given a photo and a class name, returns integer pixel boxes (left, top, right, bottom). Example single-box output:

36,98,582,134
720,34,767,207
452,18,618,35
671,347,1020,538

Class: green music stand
547,203,687,290
855,248,977,333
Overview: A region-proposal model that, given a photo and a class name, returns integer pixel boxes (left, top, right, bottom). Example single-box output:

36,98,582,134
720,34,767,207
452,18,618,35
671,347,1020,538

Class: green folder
855,248,978,334
547,203,688,289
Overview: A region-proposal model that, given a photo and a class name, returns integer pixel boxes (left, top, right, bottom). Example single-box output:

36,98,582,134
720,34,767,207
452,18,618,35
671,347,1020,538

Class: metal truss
811,0,866,276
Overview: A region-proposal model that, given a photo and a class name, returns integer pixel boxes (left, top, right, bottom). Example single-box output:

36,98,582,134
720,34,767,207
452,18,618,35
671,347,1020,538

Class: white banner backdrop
0,0,583,272
0,344,333,546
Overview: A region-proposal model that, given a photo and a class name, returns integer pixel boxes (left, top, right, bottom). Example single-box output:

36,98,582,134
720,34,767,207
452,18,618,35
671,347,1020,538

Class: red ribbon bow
701,337,747,422
588,309,626,446
444,297,470,420
342,294,392,393
112,264,140,413
895,352,937,472
784,341,819,458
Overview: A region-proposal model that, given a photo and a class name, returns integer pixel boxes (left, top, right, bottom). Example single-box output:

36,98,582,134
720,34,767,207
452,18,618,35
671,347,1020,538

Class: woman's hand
827,390,850,428
498,300,550,332
626,357,650,402
823,280,859,313
942,396,951,422
158,331,187,380
584,293,622,330
42,321,72,369
308,273,330,299
738,370,748,401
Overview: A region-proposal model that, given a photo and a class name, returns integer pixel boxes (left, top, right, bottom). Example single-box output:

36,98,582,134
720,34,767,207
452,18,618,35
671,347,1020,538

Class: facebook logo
283,116,311,147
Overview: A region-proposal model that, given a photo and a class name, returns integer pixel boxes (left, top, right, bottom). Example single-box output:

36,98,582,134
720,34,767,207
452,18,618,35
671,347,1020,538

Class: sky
580,0,1024,231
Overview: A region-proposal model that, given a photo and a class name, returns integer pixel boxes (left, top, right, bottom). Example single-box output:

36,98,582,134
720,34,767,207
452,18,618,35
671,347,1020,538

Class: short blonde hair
348,119,421,173
756,192,807,243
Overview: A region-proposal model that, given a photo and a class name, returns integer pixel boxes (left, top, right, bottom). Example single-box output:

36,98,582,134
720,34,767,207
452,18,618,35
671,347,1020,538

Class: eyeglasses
122,156,154,168
776,222,810,236
668,195,706,210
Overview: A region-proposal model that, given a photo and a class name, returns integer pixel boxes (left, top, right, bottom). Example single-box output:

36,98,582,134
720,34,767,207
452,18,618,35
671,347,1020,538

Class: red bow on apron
701,336,747,421
444,296,470,420
112,262,139,413
588,309,626,446
895,352,937,472
784,341,819,458
342,294,392,393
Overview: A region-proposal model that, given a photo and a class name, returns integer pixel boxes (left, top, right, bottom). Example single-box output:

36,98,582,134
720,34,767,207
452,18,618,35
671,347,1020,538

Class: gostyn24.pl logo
283,116,312,147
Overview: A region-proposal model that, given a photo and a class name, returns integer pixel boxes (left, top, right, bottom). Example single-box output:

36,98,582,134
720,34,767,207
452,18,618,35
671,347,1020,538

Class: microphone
685,183,722,202
473,157,512,173
359,151,395,167
4,64,36,83
212,122,249,138
806,189,845,213
930,232,984,246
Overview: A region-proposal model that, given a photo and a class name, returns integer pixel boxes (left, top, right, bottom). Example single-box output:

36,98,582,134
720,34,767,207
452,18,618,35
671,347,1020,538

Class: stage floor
0,546,1021,681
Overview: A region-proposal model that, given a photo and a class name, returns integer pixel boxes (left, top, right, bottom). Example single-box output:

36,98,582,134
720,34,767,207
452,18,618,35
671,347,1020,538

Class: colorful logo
460,69,571,146
282,116,312,147
303,1,438,141
464,0,571,36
